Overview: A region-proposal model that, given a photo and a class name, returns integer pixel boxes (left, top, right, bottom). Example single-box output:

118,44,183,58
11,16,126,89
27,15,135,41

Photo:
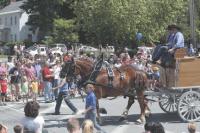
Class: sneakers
73,110,84,115
52,112,60,115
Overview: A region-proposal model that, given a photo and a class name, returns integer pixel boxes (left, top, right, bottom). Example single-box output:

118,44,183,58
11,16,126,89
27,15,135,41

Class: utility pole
189,0,197,48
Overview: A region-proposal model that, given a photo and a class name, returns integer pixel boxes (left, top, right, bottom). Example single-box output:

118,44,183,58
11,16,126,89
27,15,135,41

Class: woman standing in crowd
52,60,61,100
9,62,21,101
42,62,54,103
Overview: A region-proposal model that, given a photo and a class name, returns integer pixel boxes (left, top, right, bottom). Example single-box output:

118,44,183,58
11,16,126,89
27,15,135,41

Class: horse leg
136,90,146,124
144,97,151,118
119,96,135,122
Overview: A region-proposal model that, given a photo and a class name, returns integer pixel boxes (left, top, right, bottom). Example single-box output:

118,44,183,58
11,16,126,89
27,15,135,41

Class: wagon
145,49,200,122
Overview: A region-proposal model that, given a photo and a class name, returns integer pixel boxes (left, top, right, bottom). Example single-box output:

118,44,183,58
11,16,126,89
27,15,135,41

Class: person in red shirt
0,74,8,106
42,62,54,103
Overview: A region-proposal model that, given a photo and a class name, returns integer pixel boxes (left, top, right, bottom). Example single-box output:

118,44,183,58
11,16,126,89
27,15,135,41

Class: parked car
49,43,67,56
23,45,48,57
79,45,98,53
0,45,12,55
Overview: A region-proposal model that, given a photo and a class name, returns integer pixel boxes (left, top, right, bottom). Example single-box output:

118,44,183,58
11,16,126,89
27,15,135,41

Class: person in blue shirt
52,77,79,115
82,84,107,133
152,24,184,65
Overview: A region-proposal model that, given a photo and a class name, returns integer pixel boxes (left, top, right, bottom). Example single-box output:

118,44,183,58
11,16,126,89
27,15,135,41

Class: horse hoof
135,119,145,125
145,113,152,118
145,111,152,118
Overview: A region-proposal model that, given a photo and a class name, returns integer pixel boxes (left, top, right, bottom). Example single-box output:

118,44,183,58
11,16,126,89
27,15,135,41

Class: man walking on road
52,77,80,115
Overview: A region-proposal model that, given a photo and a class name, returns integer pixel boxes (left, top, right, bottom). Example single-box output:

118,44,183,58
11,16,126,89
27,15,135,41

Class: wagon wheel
178,91,200,122
159,94,178,114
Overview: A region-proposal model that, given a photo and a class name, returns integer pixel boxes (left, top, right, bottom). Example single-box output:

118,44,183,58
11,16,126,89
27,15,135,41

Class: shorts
147,73,153,79
1,93,6,96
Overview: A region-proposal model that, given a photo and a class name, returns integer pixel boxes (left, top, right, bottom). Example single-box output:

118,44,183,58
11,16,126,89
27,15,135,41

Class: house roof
0,1,25,15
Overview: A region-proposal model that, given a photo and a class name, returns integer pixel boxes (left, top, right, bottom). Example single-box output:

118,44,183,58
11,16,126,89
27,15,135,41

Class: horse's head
59,58,77,79
60,58,94,79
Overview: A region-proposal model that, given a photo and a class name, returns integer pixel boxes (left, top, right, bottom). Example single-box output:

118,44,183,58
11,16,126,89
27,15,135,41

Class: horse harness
86,58,125,88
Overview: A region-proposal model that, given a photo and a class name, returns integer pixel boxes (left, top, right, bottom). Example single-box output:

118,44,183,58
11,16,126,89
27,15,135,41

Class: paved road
0,96,200,133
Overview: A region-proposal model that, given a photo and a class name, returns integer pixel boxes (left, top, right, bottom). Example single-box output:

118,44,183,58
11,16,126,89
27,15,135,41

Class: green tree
0,0,9,9
195,0,200,43
20,0,75,41
51,19,78,43
74,0,189,46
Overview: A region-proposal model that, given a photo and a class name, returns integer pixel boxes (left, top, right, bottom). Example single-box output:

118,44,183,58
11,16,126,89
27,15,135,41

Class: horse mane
75,59,94,76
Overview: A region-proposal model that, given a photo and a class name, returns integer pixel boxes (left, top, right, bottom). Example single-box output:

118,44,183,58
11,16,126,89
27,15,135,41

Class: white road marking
40,103,56,114
0,104,24,114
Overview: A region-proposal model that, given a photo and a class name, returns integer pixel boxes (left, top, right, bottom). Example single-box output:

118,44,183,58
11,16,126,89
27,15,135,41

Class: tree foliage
20,0,75,41
20,0,198,46
0,0,22,9
52,19,78,43
0,0,9,9
74,0,189,46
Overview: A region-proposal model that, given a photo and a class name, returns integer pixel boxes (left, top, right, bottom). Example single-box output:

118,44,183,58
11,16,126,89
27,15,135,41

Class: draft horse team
60,57,150,124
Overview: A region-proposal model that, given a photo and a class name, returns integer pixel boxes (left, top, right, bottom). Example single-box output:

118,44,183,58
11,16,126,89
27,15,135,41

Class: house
0,0,38,42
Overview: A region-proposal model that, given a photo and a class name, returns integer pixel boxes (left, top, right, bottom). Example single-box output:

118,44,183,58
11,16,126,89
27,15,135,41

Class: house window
10,34,13,41
5,17,7,25
15,16,17,25
28,34,32,41
14,34,17,41
10,16,12,25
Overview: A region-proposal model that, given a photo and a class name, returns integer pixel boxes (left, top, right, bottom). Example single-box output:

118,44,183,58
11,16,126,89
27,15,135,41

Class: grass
0,54,8,58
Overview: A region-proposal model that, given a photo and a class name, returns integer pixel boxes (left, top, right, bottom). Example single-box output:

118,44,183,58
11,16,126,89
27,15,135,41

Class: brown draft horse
59,58,150,124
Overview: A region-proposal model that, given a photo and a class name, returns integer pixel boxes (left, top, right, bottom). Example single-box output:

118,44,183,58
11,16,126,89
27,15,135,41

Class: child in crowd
152,66,160,88
188,122,197,133
0,124,8,133
82,84,107,133
21,76,29,103
145,64,153,89
13,125,23,133
0,74,8,106
31,77,39,101
66,118,81,133
82,119,94,133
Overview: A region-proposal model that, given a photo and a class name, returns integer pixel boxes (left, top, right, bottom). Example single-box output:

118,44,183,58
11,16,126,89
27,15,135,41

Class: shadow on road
43,112,193,129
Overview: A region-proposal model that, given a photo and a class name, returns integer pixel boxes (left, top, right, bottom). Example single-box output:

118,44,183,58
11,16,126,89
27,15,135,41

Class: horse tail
134,71,147,91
